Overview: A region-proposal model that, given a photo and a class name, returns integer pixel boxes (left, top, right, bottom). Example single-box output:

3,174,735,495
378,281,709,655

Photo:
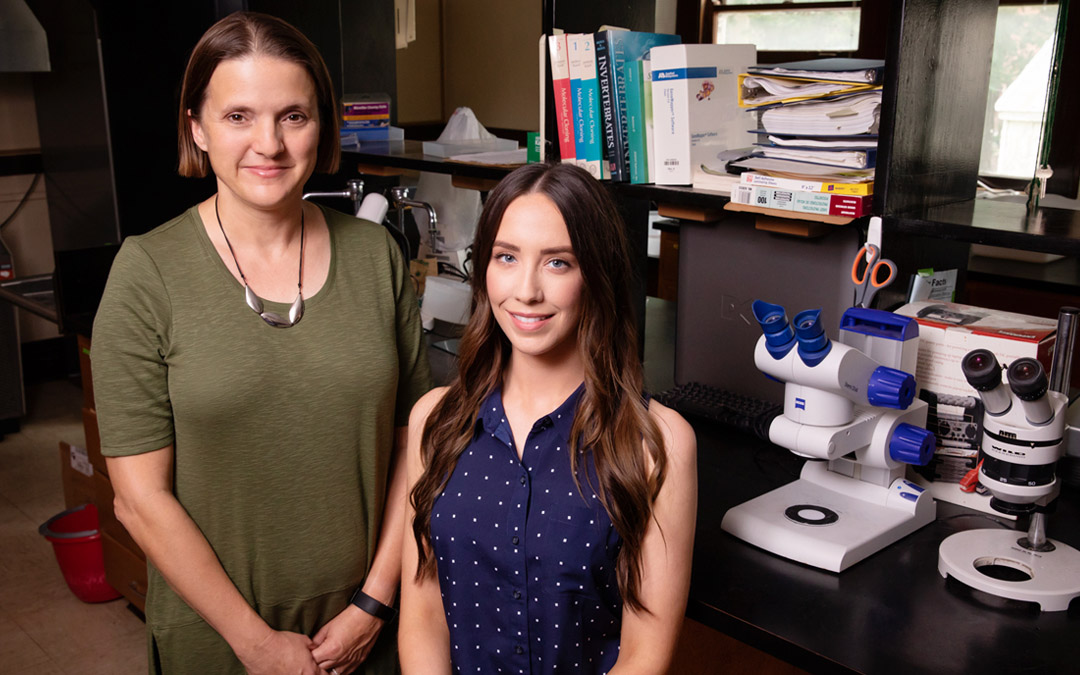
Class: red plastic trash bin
39,503,121,603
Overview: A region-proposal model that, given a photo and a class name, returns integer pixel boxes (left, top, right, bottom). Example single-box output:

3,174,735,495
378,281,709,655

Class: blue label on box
652,67,717,81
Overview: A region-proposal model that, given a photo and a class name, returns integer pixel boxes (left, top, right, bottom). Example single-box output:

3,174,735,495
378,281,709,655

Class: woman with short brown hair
93,12,430,675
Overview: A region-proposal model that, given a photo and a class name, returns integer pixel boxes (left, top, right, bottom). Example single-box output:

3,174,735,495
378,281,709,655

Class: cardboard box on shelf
894,301,1057,513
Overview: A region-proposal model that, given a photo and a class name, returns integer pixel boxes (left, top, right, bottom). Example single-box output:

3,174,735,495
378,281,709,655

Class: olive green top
92,205,431,673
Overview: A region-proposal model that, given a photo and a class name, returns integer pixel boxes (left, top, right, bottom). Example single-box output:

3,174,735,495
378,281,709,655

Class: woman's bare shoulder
410,386,451,427
646,398,696,465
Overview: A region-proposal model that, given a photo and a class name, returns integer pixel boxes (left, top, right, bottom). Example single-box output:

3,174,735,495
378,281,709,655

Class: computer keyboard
657,382,782,440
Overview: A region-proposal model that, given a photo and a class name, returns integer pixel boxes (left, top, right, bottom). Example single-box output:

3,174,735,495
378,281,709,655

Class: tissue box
894,301,1057,492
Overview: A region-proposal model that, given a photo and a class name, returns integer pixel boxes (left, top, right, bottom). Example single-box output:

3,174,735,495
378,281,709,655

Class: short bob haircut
177,11,340,178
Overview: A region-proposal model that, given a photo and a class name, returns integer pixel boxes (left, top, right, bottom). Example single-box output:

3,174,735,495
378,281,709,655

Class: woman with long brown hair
400,162,696,674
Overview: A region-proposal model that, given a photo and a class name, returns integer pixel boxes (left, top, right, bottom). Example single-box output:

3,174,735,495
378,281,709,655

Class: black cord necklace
214,195,305,328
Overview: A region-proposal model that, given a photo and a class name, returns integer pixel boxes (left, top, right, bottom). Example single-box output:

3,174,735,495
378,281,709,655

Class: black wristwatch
349,588,397,622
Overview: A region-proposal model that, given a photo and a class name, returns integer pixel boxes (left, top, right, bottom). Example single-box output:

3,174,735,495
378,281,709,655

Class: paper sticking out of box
60,442,95,509
908,268,957,303
894,301,1057,513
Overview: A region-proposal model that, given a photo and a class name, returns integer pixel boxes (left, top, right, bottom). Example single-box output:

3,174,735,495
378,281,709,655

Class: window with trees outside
981,3,1060,180
711,1,861,54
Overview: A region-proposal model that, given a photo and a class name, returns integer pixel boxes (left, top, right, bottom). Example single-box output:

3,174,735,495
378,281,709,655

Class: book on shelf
650,43,756,186
568,34,603,178
594,32,615,177
568,35,585,163
624,58,648,184
759,91,882,136
740,171,874,196
747,58,886,84
731,184,873,218
738,73,879,108
547,34,576,163
642,58,658,185
595,29,681,182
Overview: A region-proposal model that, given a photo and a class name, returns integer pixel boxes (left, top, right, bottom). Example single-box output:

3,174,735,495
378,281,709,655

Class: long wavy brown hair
410,162,666,612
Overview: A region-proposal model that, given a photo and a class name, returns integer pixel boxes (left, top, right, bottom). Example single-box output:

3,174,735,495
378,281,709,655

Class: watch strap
349,588,397,622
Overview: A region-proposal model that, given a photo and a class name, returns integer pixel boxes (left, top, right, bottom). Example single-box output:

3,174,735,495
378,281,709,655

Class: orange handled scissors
851,243,896,308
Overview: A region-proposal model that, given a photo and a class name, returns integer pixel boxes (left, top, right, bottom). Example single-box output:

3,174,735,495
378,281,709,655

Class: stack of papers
731,156,875,181
756,133,877,149
756,146,875,169
739,75,878,108
737,59,883,200
747,58,885,84
759,92,882,136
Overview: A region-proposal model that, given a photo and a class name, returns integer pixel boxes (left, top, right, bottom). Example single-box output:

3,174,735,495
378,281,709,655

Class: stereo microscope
721,301,937,572
937,307,1080,611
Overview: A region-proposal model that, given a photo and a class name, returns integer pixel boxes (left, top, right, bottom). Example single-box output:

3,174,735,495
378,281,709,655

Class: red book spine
828,194,873,217
548,35,576,162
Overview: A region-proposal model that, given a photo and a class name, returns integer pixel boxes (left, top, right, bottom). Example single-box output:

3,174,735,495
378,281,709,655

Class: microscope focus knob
889,423,936,466
867,366,916,409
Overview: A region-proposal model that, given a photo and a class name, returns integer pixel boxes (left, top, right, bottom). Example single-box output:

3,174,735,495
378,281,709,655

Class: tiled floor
0,379,146,675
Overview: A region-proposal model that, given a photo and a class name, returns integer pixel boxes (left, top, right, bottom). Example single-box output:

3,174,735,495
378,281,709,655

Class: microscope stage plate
938,529,1080,611
721,472,935,573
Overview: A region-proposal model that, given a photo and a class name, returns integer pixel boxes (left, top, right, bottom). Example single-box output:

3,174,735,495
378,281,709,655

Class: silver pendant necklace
214,195,305,328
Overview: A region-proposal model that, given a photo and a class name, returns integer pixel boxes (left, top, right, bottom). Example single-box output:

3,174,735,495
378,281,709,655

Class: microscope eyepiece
961,349,1001,391
793,309,827,348
793,309,832,366
1007,358,1048,402
752,300,796,358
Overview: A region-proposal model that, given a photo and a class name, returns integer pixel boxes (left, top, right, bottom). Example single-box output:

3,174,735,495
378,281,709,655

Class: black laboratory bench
687,420,1080,675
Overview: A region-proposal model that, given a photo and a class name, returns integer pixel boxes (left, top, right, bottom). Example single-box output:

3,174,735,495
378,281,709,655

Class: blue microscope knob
867,366,916,409
889,423,936,466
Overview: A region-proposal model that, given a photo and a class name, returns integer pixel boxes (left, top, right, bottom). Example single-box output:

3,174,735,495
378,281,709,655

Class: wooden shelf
888,199,1080,258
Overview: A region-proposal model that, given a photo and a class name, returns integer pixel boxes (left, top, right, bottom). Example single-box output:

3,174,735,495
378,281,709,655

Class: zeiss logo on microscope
795,398,807,411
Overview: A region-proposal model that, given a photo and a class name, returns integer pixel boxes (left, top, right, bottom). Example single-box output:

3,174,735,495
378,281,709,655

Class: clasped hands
241,604,384,675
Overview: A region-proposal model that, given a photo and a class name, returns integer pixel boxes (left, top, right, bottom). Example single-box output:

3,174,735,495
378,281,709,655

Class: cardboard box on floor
894,301,1057,513
59,441,96,509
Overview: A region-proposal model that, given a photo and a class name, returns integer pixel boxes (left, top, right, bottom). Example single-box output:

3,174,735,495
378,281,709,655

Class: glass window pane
724,0,854,5
979,4,1060,179
714,9,860,52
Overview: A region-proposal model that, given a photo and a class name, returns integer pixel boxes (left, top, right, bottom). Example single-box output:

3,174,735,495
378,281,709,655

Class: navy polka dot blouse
430,385,623,674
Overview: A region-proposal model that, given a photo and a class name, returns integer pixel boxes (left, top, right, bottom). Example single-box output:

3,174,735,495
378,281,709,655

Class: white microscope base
721,462,935,572
938,529,1080,612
